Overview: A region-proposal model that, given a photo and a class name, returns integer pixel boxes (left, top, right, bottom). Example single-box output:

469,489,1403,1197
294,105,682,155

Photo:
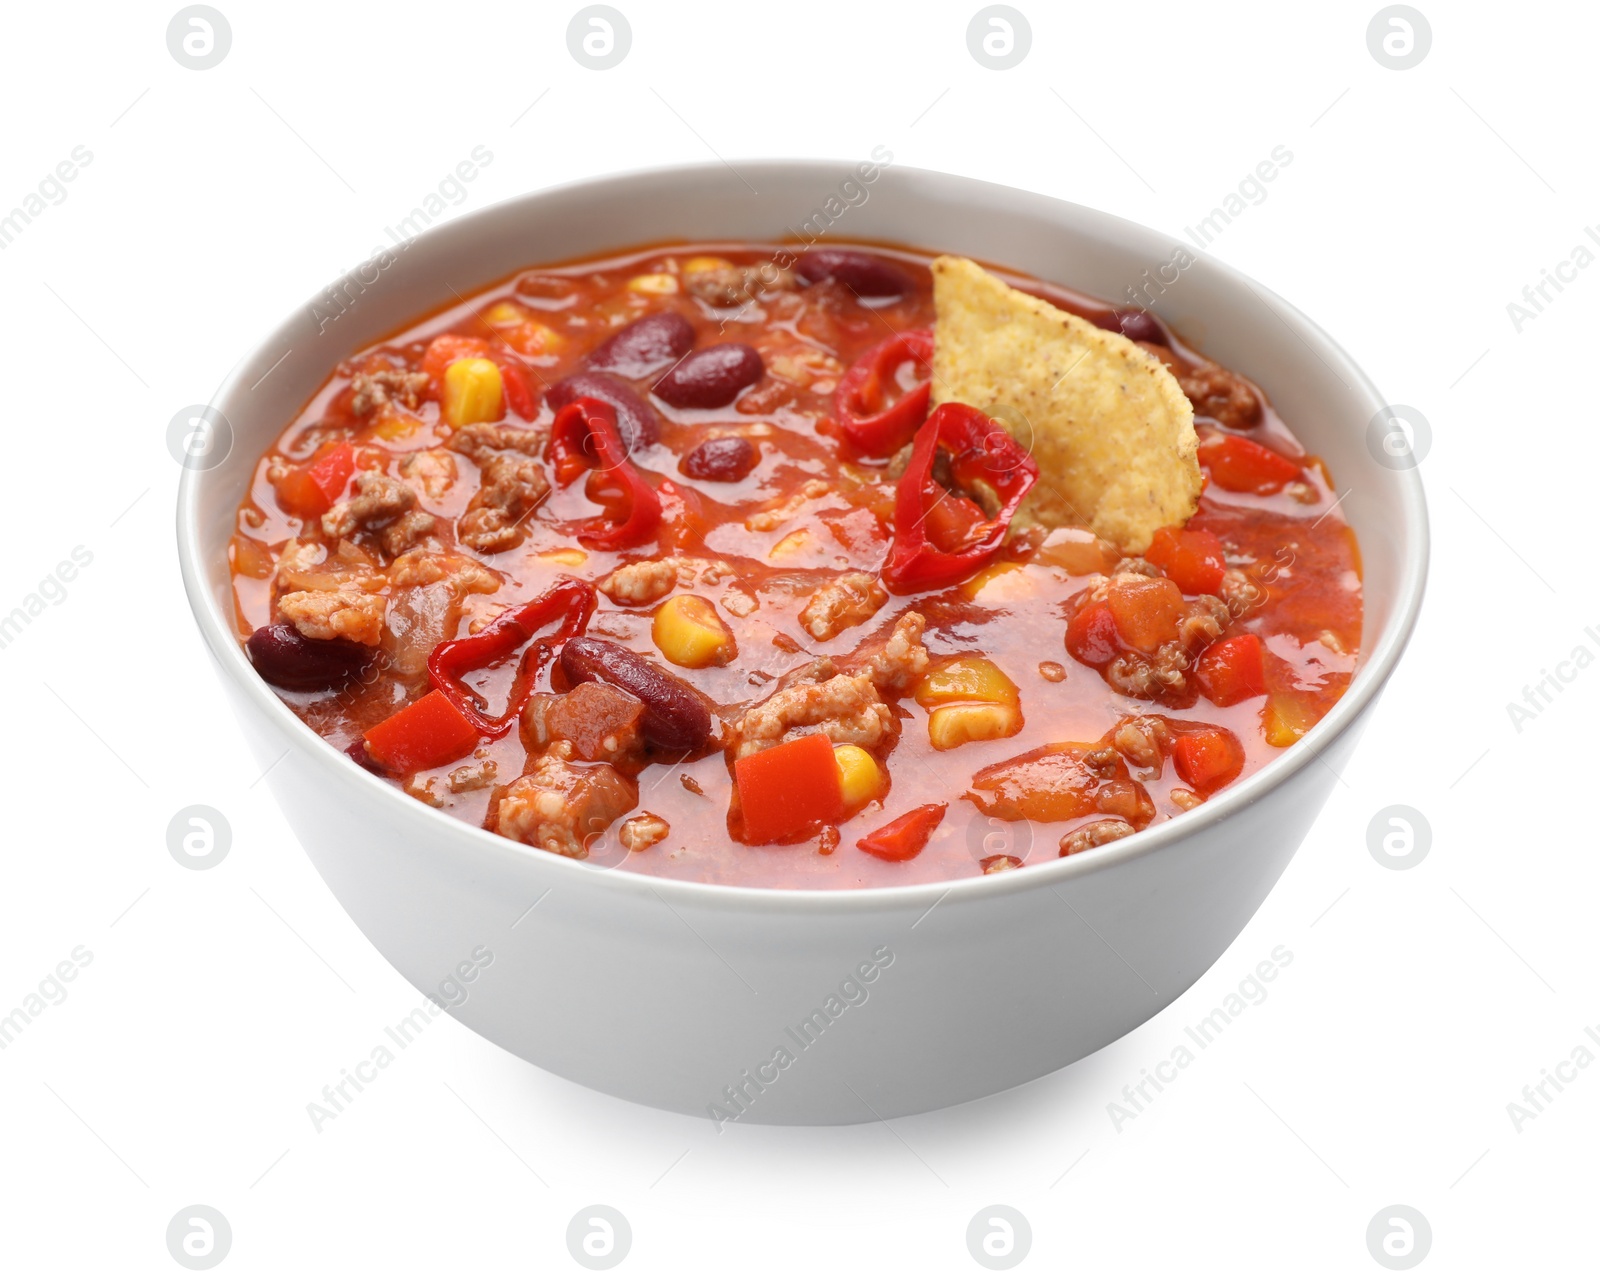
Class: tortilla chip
930,255,1201,553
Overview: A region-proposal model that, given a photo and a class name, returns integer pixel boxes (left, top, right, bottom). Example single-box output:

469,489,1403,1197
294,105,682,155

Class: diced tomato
1106,575,1186,652
1146,526,1226,595
363,690,481,775
1172,727,1245,793
1195,634,1267,706
274,441,355,517
857,803,947,862
735,733,845,844
1066,601,1120,666
1198,434,1301,495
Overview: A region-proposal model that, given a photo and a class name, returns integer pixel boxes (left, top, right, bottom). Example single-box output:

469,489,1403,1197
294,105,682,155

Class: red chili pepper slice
427,577,596,737
833,328,934,456
880,402,1039,594
548,397,662,549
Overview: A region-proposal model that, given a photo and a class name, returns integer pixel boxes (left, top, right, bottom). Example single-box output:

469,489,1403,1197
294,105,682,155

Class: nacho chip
929,255,1201,553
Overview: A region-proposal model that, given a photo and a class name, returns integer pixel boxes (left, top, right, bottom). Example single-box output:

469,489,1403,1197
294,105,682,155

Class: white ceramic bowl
177,162,1427,1124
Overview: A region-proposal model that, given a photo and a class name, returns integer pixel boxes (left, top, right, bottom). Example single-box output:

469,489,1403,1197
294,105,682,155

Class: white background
1,0,1593,1271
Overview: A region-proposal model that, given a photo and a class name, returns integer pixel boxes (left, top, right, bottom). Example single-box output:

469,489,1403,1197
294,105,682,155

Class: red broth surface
229,243,1362,888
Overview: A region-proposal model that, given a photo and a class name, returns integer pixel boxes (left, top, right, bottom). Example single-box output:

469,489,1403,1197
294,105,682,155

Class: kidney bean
794,249,911,298
1111,309,1167,345
680,436,758,482
585,311,696,379
546,371,661,450
652,344,764,410
247,624,373,691
560,637,713,752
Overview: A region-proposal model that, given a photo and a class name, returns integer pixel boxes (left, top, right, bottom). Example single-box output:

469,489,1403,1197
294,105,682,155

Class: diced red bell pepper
734,733,844,844
275,441,355,518
1145,526,1226,595
833,328,934,457
1195,634,1266,706
1172,726,1245,793
428,577,597,737
363,689,481,775
1198,434,1301,495
881,403,1039,594
856,803,947,862
1066,601,1120,666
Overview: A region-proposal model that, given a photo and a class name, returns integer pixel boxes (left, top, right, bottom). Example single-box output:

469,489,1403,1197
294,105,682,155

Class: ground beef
1111,716,1170,770
1176,361,1261,430
1220,568,1263,618
598,557,735,605
277,588,386,646
599,558,679,606
446,759,497,793
387,549,500,595
449,422,545,457
619,813,670,852
495,743,638,858
379,509,437,557
399,449,458,500
858,612,931,692
349,368,429,416
684,263,795,309
731,667,896,759
1060,818,1137,857
799,572,887,641
322,472,418,540
456,453,550,553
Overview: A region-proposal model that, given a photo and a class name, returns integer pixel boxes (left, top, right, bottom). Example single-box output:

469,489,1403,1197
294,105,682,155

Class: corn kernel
914,657,1020,708
959,561,1026,602
482,301,531,327
441,357,503,426
684,255,734,274
927,703,1023,751
627,273,679,295
537,549,588,567
653,594,736,668
833,744,885,812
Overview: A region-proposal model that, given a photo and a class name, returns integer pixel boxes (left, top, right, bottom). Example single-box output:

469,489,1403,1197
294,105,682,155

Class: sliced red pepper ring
857,803,947,862
880,402,1039,595
427,577,597,738
548,397,663,549
833,328,934,457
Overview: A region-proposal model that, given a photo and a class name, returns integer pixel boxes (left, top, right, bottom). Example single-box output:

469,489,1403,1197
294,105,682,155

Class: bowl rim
176,158,1430,915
